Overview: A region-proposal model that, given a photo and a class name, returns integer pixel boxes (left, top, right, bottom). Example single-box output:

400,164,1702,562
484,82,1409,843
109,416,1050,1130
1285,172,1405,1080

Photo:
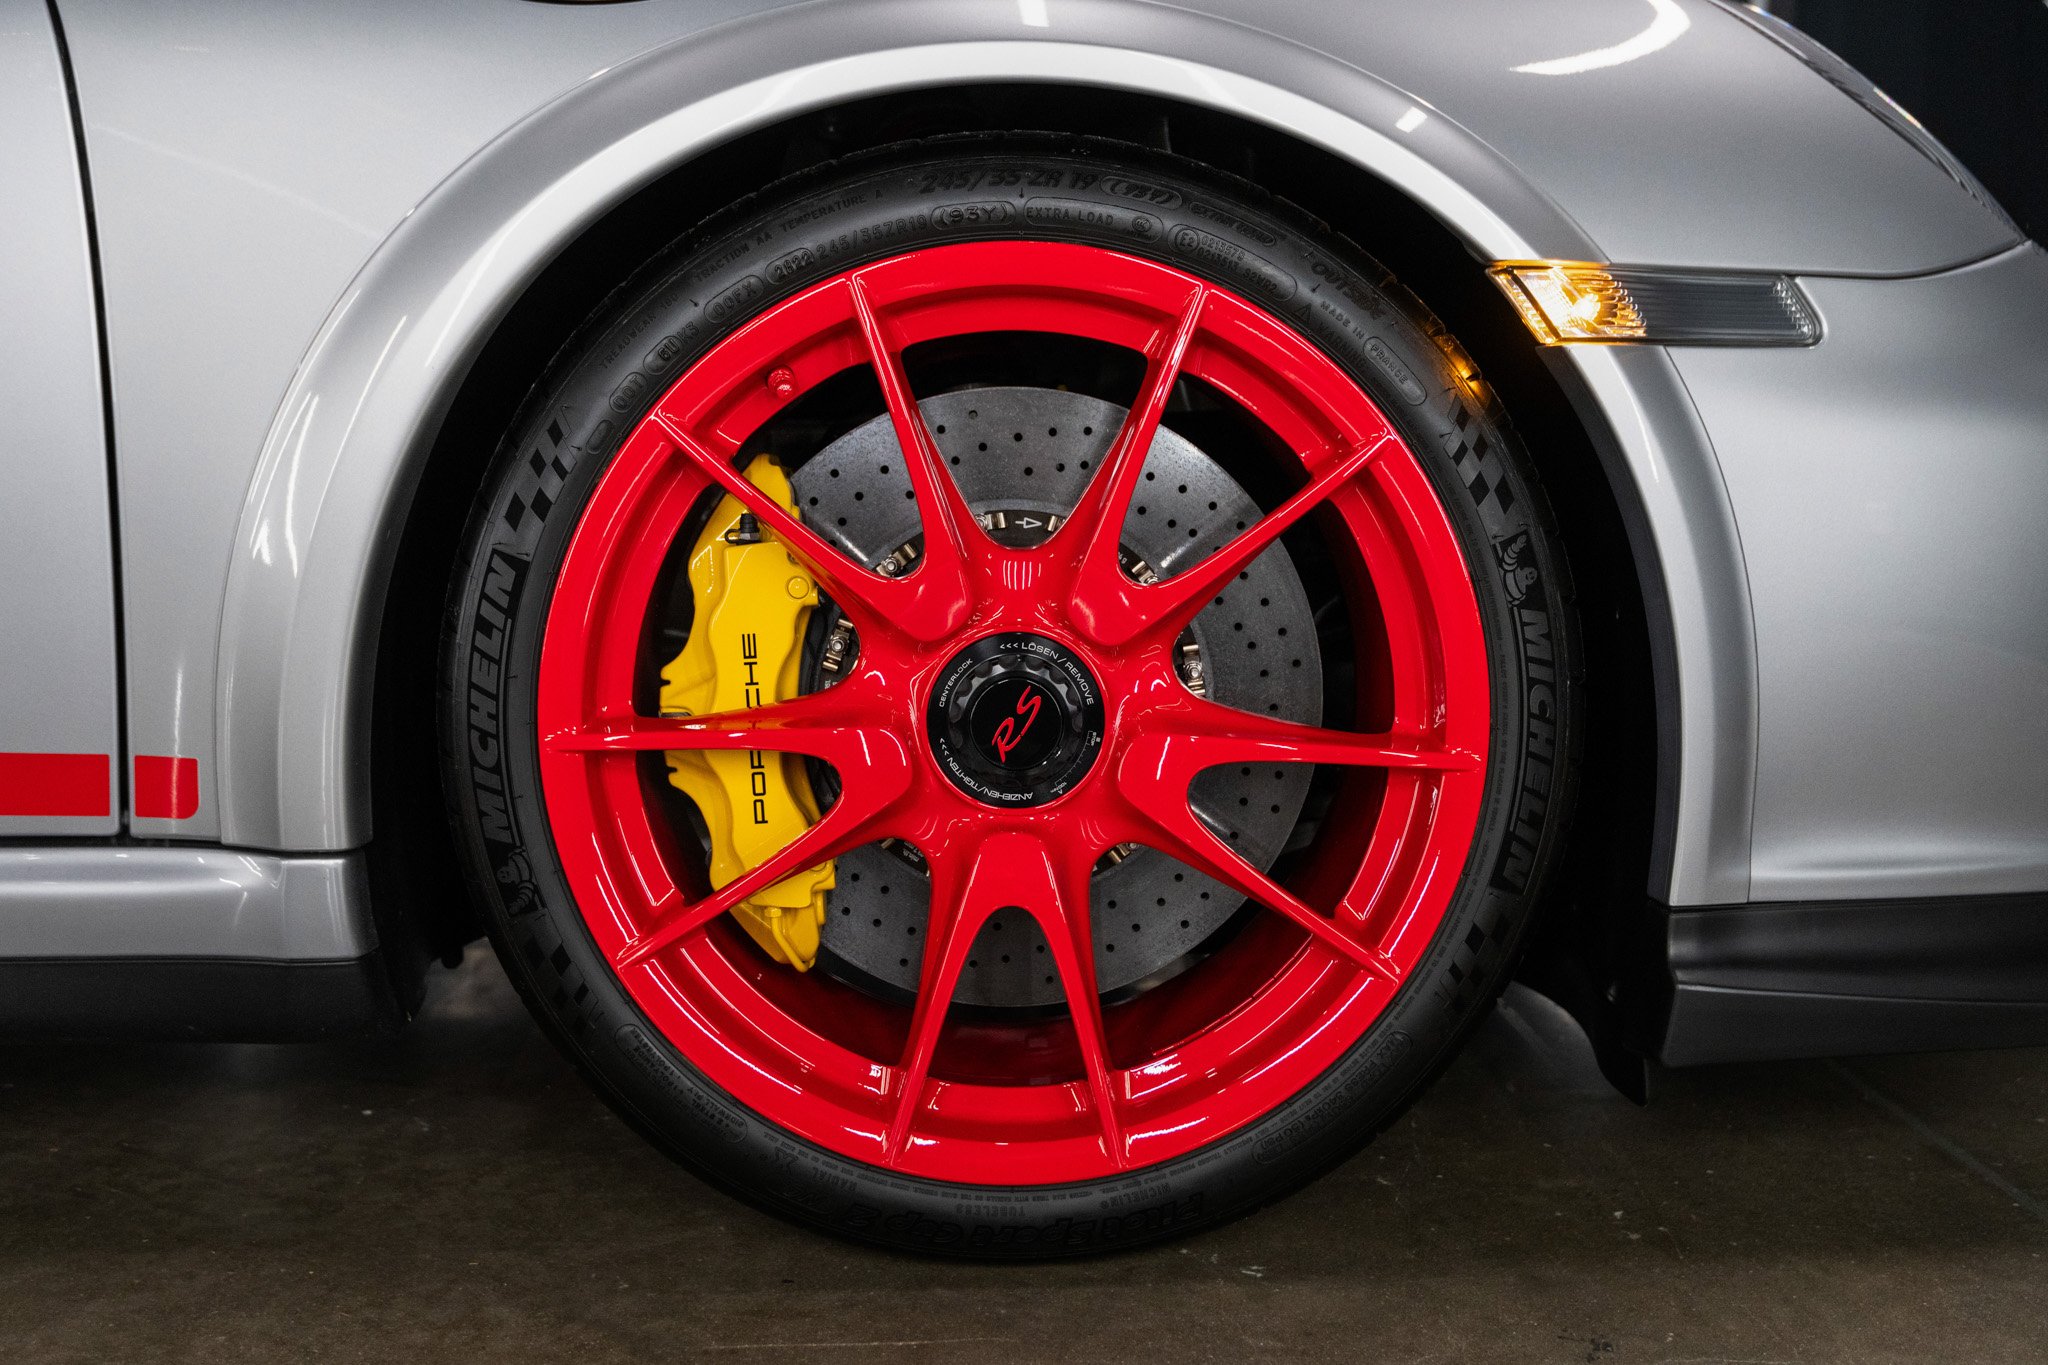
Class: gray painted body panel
55,0,742,840
0,0,2029,950
0,0,121,835
1675,242,2048,900
1230,0,2018,276
0,849,373,960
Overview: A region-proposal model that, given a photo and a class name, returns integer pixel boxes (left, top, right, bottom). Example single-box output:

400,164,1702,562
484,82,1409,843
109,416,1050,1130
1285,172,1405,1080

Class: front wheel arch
372,88,1659,1058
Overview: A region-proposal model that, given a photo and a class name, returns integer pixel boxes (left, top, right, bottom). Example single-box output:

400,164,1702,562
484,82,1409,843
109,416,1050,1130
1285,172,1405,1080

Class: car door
0,0,123,834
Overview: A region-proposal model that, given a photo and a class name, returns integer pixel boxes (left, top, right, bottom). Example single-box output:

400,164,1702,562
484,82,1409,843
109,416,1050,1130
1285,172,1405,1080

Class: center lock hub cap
927,633,1105,807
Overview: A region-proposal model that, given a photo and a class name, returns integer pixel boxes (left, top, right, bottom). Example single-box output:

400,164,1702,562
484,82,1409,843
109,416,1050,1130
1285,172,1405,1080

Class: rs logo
991,689,1043,764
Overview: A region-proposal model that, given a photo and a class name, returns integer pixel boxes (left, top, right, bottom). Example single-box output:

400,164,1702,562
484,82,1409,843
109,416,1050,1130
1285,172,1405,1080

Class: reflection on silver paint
0,0,121,836
1512,0,1691,75
0,849,374,960
1673,243,2048,900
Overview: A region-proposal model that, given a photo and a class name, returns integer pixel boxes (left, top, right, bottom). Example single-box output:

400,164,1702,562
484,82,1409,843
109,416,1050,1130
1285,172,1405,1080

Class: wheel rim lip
535,240,1490,1185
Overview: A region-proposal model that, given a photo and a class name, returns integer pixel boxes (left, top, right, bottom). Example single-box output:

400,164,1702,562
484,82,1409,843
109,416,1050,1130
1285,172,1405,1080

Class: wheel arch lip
212,6,1750,903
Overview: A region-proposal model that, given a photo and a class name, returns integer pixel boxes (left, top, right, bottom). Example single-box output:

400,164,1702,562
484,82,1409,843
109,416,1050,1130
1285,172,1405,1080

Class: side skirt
0,953,395,1042
1638,892,2048,1066
0,847,399,1040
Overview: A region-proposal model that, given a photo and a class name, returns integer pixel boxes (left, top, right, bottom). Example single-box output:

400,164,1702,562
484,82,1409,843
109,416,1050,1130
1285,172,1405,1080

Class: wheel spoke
544,686,905,774
884,833,999,1164
1020,838,1128,1168
1115,434,1394,643
1129,697,1480,780
1126,791,1399,983
612,799,892,971
885,832,1125,1167
1063,284,1207,643
650,413,925,637
848,273,977,633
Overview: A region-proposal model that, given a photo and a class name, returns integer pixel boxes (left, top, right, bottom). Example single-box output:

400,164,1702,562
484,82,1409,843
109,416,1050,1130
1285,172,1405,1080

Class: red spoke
883,834,998,1164
1130,698,1480,780
885,832,1125,1168
1063,284,1207,643
1019,839,1127,1169
1110,434,1394,644
544,686,904,774
613,801,890,971
848,273,977,632
649,413,925,637
1129,797,1399,984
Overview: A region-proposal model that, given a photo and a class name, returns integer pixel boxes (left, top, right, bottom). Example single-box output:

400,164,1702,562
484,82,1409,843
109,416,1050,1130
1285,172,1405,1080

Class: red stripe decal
134,754,200,820
0,752,113,818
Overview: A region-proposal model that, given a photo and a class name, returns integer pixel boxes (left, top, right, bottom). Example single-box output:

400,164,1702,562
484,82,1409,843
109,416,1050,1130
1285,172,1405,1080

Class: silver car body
1,1,2042,999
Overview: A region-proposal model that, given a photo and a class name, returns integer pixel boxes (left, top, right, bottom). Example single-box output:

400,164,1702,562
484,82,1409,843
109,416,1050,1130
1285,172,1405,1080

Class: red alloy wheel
534,240,1489,1185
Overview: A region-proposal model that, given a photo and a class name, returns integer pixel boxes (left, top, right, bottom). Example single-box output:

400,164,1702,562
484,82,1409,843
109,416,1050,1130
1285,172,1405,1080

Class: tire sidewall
442,140,1577,1258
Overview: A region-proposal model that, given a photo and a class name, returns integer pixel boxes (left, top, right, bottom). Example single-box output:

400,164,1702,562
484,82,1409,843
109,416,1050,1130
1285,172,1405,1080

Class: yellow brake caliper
660,456,834,970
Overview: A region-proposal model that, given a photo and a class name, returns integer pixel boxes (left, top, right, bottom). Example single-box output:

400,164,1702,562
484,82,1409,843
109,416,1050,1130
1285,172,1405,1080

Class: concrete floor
2,957,2044,1365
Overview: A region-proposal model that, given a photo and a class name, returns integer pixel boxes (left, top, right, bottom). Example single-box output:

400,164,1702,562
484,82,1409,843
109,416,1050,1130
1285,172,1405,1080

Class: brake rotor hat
793,387,1322,1007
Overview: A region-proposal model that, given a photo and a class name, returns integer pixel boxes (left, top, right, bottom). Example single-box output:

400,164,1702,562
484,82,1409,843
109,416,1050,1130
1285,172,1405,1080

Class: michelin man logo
496,850,540,917
1495,531,1540,607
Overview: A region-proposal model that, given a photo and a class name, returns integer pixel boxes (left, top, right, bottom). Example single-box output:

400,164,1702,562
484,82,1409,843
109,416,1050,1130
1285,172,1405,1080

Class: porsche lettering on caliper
659,455,833,969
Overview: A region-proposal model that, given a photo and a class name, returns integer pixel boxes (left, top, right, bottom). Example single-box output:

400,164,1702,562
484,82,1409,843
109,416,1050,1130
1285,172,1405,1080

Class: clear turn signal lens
1492,264,1646,344
1491,261,1822,347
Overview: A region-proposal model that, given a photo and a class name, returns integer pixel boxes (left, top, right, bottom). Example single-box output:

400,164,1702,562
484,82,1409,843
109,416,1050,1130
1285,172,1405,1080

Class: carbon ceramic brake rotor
792,388,1322,1007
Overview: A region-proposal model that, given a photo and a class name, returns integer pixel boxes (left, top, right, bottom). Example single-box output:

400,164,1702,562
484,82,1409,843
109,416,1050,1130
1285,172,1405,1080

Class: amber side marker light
1490,261,1822,347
